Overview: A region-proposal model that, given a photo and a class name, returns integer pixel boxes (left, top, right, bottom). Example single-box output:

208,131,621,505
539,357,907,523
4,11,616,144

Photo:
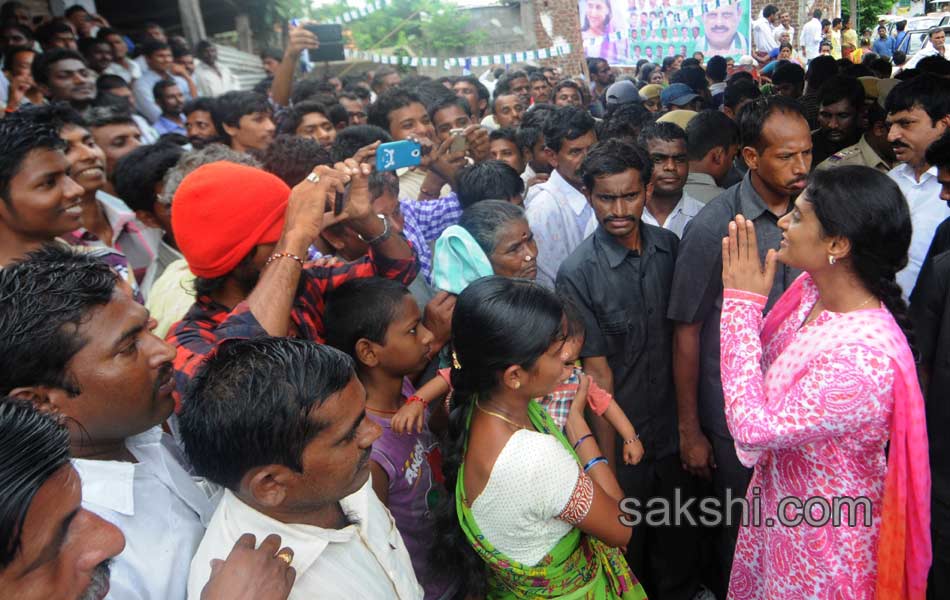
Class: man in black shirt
667,95,809,597
557,139,703,600
910,131,950,599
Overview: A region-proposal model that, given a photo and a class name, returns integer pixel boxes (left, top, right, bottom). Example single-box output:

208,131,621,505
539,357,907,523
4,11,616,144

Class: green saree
456,400,648,599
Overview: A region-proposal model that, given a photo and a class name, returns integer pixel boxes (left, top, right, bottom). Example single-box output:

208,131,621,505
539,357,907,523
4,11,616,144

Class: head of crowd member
77,37,111,74
172,44,195,76
96,27,128,62
259,134,331,188
543,106,597,189
441,201,537,281
637,83,661,113
739,95,812,204
580,138,652,244
0,117,82,264
0,22,32,53
194,39,217,67
491,89,525,128
660,83,703,113
212,90,275,153
0,398,126,600
721,77,761,121
140,39,173,75
859,102,896,168
338,92,368,125
371,67,401,94
94,75,136,114
926,131,950,203
16,103,109,201
31,48,95,109
817,75,865,147
686,109,739,185
179,337,382,536
154,79,185,119
661,55,683,80
183,97,219,147
771,61,805,99
451,75,488,120
600,101,651,141
0,1,30,28
456,160,525,207
706,55,727,85
329,123,392,163
83,105,143,179
589,58,615,90
488,127,526,174
927,26,947,54
804,55,837,94
0,244,178,470
64,4,90,33
819,40,833,56
552,79,583,108
3,44,34,79
429,95,473,142
141,21,166,43
277,100,337,149
259,46,281,76
529,71,552,104
762,3,779,25
497,70,530,105
35,21,77,52
515,125,551,178
885,74,950,174
638,121,688,201
113,142,183,245
671,65,710,101
368,87,436,145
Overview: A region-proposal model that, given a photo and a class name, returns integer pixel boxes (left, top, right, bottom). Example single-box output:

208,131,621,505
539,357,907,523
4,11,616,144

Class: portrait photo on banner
579,0,751,66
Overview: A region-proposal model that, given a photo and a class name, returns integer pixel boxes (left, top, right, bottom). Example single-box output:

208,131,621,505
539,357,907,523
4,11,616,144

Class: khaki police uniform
815,134,892,173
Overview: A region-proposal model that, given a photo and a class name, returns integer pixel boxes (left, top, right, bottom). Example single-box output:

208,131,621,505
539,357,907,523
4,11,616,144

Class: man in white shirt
885,75,950,298
180,338,423,600
639,122,704,238
905,27,949,69
800,9,823,62
0,246,221,600
99,27,142,83
751,4,780,56
193,41,240,98
525,106,599,288
772,11,795,48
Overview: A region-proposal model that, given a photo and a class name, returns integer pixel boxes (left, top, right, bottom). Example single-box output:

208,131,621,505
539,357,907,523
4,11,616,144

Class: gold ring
276,550,293,565
306,173,320,184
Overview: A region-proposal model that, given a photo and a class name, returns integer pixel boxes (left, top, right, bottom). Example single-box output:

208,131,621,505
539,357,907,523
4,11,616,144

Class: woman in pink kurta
718,166,931,600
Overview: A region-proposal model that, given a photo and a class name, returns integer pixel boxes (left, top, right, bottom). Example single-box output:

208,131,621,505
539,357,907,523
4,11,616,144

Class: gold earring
828,255,836,265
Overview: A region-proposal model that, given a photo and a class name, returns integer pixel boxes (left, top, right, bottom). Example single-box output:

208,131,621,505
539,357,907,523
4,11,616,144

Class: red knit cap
171,162,291,278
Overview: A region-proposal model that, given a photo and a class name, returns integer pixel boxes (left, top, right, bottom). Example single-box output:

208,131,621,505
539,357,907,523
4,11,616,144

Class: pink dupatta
760,274,931,600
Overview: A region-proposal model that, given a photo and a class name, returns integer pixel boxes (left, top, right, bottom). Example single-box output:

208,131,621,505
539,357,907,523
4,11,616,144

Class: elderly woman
432,200,537,294
720,166,930,599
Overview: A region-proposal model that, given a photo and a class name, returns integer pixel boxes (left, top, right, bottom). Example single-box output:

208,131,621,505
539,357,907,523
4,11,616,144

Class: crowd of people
0,2,948,600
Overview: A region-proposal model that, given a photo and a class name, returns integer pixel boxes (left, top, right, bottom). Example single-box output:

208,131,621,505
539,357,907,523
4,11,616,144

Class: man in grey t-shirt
667,96,809,597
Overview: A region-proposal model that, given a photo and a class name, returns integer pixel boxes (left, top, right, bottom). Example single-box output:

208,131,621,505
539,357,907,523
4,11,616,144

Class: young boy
324,277,455,600
488,127,526,175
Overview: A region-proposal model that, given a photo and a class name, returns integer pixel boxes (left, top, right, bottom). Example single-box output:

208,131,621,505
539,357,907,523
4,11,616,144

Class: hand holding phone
376,140,422,172
449,128,468,153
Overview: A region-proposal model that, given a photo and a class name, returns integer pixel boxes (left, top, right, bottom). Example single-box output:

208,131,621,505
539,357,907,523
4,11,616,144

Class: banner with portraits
579,0,751,65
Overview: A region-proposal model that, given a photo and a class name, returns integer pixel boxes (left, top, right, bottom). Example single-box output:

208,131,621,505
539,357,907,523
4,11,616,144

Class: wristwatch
357,214,392,246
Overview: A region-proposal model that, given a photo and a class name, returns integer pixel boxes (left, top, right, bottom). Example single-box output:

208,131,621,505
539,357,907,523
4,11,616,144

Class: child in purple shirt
325,277,457,600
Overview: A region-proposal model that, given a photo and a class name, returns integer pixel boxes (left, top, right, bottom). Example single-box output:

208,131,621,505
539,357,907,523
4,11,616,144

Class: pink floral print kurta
720,278,896,600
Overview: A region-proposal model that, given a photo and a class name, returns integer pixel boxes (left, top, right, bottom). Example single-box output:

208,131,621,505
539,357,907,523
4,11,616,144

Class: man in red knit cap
166,159,418,406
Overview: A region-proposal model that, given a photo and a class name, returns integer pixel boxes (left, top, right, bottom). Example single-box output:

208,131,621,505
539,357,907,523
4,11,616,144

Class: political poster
579,0,751,65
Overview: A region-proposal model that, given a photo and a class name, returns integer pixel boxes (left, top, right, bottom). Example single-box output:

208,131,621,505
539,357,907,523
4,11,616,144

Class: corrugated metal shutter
214,44,267,91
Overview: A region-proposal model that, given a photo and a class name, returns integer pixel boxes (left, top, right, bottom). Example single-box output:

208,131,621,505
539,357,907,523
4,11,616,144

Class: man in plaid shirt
166,159,418,407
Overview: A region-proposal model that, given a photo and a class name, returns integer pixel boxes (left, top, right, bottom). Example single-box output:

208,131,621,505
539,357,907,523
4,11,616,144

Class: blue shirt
153,115,187,136
133,68,192,124
873,38,893,58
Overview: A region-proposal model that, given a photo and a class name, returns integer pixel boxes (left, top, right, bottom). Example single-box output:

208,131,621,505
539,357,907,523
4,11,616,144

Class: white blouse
470,430,581,566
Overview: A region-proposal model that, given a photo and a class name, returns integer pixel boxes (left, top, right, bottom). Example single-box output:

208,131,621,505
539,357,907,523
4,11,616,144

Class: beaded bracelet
573,434,594,450
405,394,430,407
623,434,641,445
265,252,304,268
583,456,608,473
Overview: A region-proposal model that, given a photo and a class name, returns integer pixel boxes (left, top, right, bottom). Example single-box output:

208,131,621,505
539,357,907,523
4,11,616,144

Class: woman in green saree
431,276,646,599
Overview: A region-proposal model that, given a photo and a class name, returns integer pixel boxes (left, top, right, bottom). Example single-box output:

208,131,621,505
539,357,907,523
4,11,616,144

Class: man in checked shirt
165,158,418,408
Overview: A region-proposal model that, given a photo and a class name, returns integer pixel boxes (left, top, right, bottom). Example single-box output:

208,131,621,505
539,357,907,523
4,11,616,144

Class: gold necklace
476,400,531,431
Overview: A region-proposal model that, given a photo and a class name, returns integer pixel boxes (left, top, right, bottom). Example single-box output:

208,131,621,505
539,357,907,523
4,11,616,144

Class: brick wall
530,0,589,77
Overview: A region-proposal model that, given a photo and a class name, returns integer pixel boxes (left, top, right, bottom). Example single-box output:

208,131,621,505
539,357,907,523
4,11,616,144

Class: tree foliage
311,0,487,55
845,0,897,32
